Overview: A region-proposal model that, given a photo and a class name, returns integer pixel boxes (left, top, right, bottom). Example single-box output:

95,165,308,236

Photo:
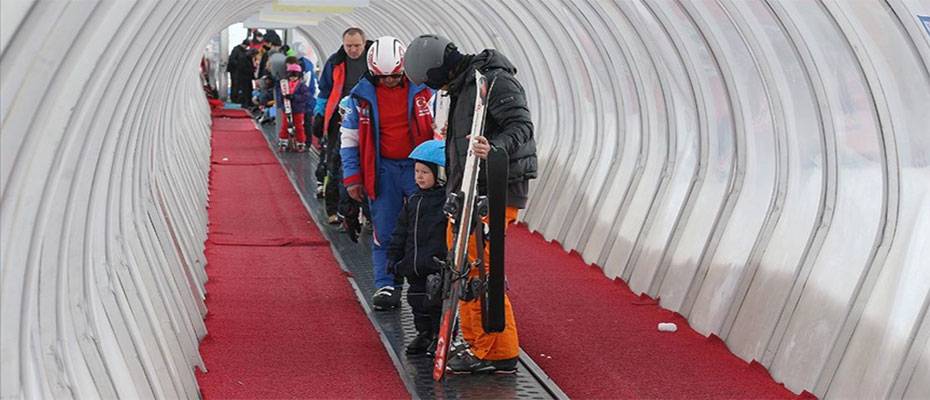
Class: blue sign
920,15,930,38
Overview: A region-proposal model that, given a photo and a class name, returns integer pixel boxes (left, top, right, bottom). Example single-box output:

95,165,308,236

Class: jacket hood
448,49,517,94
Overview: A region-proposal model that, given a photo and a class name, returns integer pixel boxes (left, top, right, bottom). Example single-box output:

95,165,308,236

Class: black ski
483,147,508,332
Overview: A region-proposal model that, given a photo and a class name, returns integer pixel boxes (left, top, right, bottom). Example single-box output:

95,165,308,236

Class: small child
386,140,449,355
277,60,310,151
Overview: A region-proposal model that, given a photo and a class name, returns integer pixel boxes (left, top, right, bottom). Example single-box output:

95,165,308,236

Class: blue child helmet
409,139,445,167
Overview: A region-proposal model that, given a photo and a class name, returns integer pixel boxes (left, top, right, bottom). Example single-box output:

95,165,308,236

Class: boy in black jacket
386,140,449,355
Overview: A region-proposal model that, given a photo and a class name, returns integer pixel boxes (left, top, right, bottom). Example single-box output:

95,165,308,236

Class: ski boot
447,350,518,374
405,332,434,355
371,286,401,311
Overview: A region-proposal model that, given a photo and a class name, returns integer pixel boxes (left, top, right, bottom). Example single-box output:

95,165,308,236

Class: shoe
315,183,325,199
360,214,373,233
296,143,306,152
327,214,341,225
406,333,434,355
372,286,401,310
277,139,288,150
447,350,518,375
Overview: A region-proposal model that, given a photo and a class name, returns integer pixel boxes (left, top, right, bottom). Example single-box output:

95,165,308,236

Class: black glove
342,215,361,243
311,114,324,139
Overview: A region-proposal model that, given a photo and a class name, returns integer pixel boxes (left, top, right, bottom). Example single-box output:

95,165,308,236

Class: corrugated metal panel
2,1,928,398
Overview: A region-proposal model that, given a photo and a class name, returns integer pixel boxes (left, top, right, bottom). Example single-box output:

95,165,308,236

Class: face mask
425,66,450,89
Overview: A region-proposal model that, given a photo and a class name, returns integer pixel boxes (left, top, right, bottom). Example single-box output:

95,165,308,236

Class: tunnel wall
0,1,264,398
302,1,930,398
2,0,929,398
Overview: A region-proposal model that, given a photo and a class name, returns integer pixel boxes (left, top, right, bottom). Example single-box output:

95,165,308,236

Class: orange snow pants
446,206,520,361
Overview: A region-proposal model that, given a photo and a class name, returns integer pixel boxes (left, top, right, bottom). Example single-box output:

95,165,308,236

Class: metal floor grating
258,121,566,399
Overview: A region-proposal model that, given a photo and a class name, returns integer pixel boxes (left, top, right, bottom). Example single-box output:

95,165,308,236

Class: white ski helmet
367,36,406,76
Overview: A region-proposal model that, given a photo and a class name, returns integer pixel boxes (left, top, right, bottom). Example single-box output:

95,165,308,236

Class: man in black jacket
227,40,253,107
405,35,537,374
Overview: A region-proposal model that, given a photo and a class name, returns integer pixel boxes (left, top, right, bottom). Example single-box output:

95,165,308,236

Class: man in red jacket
340,36,436,310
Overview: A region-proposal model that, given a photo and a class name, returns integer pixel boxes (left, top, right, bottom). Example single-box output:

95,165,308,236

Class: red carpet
197,117,408,399
212,108,251,119
507,226,799,399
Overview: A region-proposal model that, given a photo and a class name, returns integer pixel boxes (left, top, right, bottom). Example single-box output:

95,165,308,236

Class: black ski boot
371,286,401,311
447,350,518,374
405,332,434,355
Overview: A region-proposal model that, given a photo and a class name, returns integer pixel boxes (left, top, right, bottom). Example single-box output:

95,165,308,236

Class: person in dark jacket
405,34,538,374
386,140,448,355
258,30,283,79
227,40,253,107
311,28,372,224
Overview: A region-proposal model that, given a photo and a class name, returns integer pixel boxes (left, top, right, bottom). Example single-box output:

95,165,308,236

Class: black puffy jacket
445,50,538,208
386,187,449,278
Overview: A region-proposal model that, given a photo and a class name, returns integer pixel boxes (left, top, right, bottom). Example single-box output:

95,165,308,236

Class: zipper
413,195,422,276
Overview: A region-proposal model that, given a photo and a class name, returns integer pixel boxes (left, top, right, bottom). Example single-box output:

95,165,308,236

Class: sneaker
372,286,401,310
447,350,518,375
277,139,288,149
327,214,341,225
406,333,434,355
296,143,306,152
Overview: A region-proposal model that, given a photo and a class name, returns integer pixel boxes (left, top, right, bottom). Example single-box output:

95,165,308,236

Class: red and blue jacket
340,76,434,200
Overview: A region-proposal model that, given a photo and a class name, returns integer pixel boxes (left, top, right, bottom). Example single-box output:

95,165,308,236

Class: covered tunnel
2,0,929,398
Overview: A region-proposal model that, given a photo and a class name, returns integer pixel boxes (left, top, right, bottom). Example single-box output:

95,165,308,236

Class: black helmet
405,34,462,89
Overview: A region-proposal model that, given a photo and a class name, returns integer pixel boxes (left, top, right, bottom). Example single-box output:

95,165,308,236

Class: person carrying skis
312,27,373,225
404,34,538,374
275,61,311,151
340,36,436,310
385,139,448,355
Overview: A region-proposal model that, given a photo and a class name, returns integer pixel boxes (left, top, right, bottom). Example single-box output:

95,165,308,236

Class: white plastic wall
1,1,264,398
301,1,930,398
2,1,928,399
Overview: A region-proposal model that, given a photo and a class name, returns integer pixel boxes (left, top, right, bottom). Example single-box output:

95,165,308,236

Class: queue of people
226,26,537,375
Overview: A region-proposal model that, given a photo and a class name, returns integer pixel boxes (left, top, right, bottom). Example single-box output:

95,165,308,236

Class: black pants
407,274,442,336
324,116,344,217
230,75,251,106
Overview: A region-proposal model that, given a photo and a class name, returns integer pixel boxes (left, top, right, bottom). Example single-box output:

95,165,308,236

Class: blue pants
370,158,418,288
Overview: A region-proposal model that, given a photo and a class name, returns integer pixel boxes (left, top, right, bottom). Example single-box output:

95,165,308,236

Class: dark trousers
407,274,442,335
324,116,343,217
230,75,251,106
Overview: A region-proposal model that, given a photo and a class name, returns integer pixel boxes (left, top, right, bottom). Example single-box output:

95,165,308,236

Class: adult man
313,27,372,224
258,30,282,80
405,34,537,374
226,40,252,107
340,36,435,310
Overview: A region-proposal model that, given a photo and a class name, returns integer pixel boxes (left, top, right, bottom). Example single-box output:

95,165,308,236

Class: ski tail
484,147,508,332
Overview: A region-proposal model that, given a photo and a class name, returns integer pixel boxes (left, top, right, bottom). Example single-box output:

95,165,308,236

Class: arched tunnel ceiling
2,1,929,399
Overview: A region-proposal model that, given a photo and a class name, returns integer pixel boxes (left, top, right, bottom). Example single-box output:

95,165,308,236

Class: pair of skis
433,70,509,381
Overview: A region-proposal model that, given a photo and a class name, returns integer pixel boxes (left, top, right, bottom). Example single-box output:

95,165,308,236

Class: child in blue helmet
385,139,449,355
